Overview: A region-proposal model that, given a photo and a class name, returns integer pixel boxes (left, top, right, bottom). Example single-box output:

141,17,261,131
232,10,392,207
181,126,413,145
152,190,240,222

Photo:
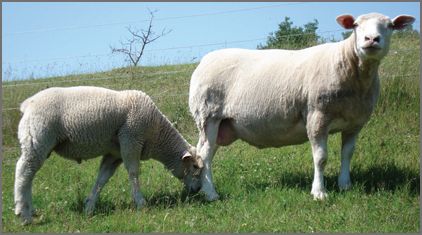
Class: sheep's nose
364,35,381,43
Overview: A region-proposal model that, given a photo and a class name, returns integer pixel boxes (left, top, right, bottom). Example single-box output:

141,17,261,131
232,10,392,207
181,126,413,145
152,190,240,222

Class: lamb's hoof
21,218,32,226
339,184,351,191
20,216,33,226
84,198,95,216
84,207,94,216
15,205,33,225
311,191,328,200
135,198,146,211
204,192,220,202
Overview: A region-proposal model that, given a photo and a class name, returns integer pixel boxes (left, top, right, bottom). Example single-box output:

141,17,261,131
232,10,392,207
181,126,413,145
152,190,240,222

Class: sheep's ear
336,14,355,29
392,15,415,30
195,156,204,169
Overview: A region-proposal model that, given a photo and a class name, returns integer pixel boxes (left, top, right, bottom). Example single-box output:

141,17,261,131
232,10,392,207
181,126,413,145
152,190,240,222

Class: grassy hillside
1,33,420,232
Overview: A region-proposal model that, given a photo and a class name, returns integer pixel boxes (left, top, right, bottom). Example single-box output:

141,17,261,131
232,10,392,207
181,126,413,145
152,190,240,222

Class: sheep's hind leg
84,154,122,215
14,146,50,225
197,119,220,201
338,131,358,191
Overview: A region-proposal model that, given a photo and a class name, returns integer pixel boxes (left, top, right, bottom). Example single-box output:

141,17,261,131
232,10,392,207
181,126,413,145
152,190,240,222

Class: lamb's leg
119,135,145,210
15,114,56,225
84,154,122,215
338,131,358,190
197,119,220,201
14,148,48,225
306,111,329,200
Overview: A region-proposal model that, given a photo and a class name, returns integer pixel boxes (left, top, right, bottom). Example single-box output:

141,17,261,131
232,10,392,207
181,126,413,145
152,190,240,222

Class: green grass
1,33,420,232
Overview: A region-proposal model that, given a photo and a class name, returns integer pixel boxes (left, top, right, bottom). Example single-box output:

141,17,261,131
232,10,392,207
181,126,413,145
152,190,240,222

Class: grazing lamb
15,86,204,225
189,13,415,201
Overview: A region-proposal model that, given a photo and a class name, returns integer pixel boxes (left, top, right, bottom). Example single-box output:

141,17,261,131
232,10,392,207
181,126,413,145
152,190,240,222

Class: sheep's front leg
307,111,329,200
338,131,358,190
119,137,145,210
84,154,122,215
125,161,145,210
197,120,220,201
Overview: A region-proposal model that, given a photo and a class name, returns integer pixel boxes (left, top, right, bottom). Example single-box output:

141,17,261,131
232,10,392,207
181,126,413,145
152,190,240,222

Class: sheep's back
189,45,341,122
20,87,149,159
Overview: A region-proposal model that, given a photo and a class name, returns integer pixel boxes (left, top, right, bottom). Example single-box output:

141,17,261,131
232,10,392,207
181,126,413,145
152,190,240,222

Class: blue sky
2,2,420,81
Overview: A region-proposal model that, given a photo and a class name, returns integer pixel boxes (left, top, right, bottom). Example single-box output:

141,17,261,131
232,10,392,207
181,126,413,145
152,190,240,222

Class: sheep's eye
353,23,358,28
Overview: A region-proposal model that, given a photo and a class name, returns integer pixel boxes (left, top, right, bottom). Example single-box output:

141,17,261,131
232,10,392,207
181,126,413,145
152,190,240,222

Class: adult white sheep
189,13,415,201
15,86,204,225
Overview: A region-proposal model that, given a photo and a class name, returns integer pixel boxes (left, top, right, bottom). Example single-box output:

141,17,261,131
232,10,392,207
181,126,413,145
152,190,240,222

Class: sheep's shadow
245,162,419,195
68,190,211,216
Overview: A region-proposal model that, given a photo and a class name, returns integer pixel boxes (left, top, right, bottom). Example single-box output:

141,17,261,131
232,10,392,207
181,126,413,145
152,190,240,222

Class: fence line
3,67,418,89
2,69,191,88
2,147,20,153
2,72,418,90
2,107,20,111
1,73,419,113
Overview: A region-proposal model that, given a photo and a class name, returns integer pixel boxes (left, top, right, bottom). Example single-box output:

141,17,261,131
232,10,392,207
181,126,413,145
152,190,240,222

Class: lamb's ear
336,14,355,29
392,15,415,30
181,151,193,163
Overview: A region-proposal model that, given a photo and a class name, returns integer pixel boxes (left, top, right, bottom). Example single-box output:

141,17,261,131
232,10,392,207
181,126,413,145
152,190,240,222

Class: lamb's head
336,12,415,61
181,148,204,193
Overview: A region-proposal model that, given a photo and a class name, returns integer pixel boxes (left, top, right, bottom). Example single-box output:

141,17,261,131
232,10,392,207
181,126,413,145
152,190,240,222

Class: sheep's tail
20,97,33,113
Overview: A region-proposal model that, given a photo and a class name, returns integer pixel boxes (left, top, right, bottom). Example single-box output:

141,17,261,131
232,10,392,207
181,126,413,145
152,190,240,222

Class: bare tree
111,9,171,67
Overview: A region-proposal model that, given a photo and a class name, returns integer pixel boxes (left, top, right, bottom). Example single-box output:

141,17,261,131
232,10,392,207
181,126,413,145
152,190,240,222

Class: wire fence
2,66,418,88
2,72,419,113
2,70,189,88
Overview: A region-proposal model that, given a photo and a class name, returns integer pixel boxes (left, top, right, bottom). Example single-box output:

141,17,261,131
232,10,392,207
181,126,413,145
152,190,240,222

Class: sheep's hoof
338,178,352,191
311,191,328,200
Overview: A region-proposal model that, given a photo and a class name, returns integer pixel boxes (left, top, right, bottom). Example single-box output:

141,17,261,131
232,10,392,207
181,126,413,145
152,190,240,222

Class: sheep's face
336,13,415,61
181,150,204,193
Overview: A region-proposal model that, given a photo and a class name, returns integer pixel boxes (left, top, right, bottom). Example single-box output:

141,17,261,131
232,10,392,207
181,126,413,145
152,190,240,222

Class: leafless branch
110,9,171,67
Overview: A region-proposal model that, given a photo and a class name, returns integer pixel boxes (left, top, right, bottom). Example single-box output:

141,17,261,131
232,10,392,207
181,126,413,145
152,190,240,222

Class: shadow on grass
349,163,419,195
246,162,419,196
146,189,227,208
68,190,213,216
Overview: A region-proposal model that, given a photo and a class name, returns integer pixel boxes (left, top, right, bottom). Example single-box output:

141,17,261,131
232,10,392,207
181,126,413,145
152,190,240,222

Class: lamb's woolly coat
19,87,189,169
15,86,203,225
